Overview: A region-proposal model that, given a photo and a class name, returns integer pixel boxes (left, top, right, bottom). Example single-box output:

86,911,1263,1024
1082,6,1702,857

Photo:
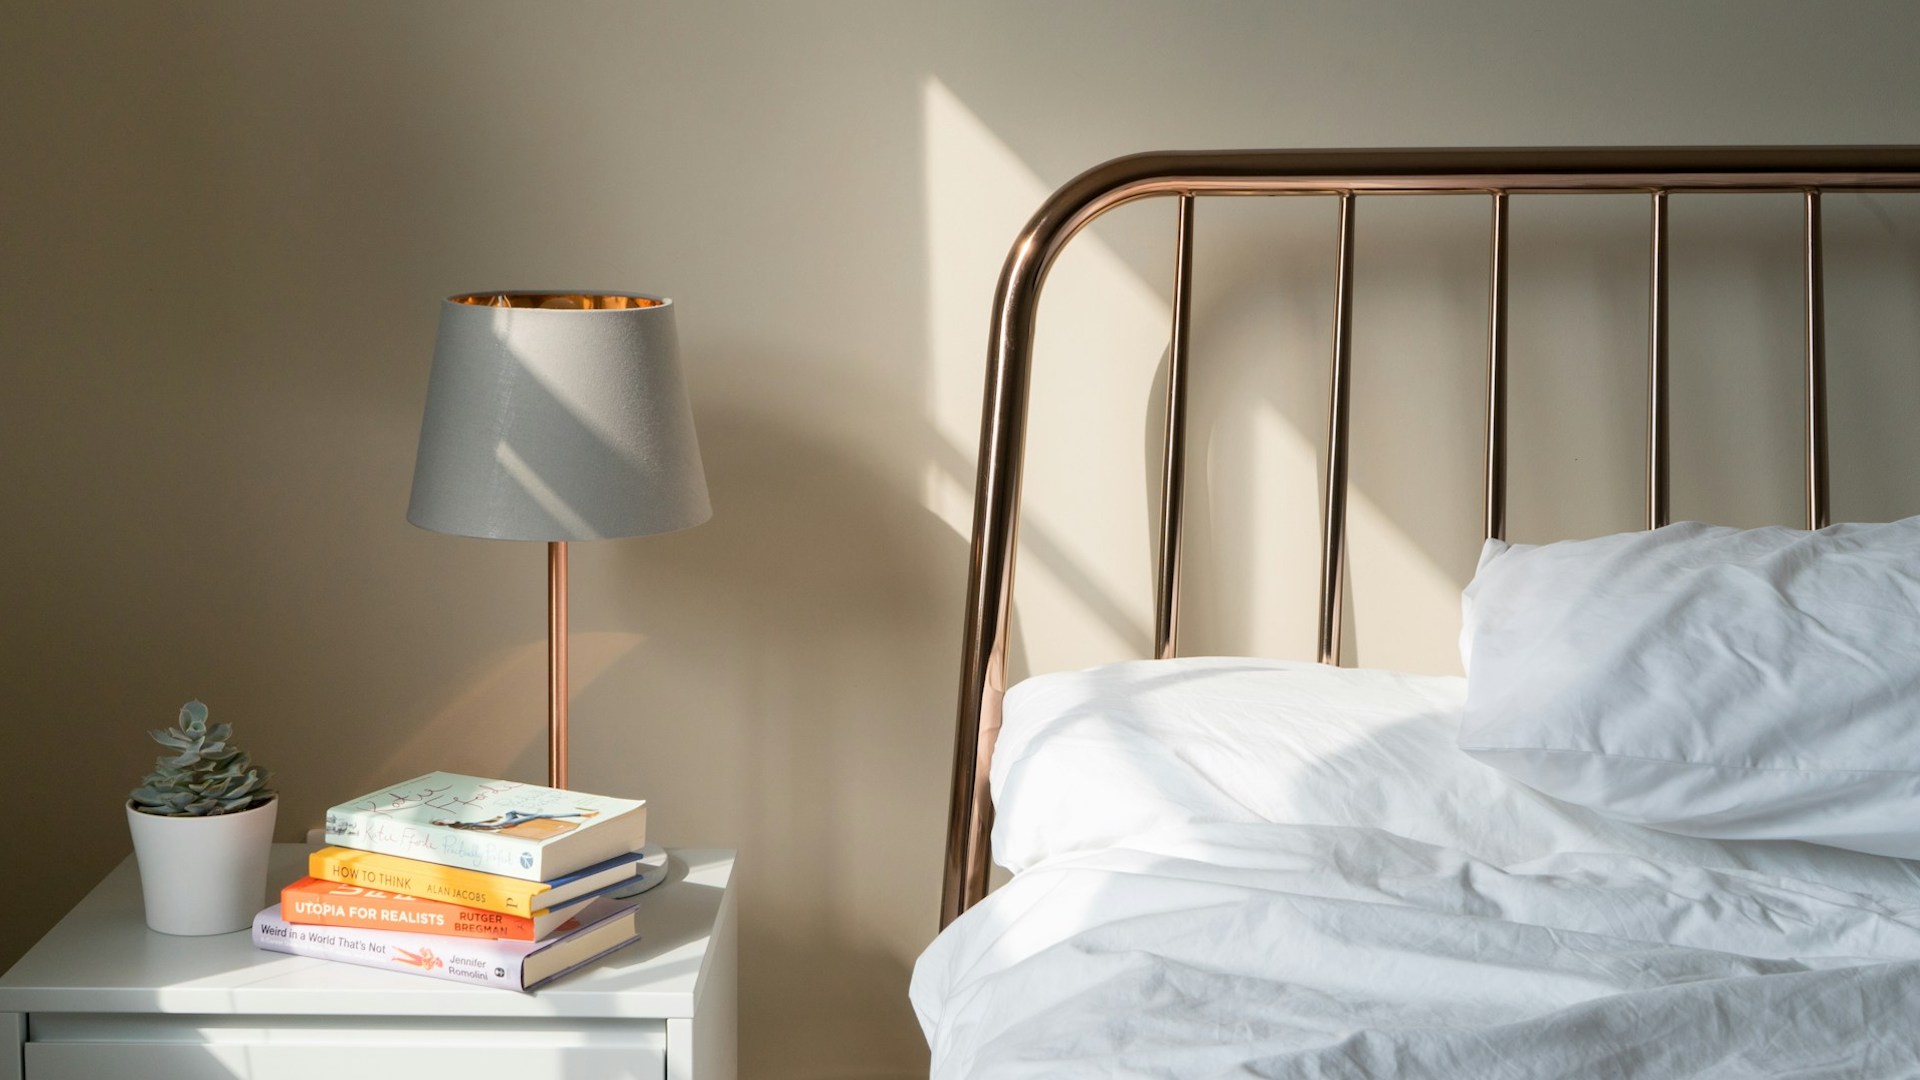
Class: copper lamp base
548,540,569,790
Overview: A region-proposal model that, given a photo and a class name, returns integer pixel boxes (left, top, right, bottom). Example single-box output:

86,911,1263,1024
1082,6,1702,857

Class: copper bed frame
940,146,1920,928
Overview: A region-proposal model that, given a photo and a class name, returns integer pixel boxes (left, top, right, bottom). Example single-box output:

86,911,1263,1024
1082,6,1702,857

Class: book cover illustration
324,772,647,881
252,897,642,992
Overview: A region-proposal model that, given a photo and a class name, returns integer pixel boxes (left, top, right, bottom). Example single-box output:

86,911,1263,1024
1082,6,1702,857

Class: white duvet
911,659,1920,1078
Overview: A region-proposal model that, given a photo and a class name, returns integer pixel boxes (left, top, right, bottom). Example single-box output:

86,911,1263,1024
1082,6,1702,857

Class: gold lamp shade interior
451,292,663,310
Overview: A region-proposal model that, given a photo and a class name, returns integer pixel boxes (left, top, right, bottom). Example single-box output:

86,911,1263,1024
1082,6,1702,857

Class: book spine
252,906,530,990
308,848,550,917
326,807,544,880
282,880,539,942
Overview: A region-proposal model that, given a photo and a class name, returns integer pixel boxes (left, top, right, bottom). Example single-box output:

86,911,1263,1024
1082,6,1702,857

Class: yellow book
307,846,648,917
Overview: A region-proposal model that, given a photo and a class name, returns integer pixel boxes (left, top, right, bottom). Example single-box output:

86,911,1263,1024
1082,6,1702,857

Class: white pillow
992,659,1464,870
1458,516,1920,858
989,657,1920,895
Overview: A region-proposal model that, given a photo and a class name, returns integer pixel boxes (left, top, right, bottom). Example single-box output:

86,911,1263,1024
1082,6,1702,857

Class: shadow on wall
577,368,970,1078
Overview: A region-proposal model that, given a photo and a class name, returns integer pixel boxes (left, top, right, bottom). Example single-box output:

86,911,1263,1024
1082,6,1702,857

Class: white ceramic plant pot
127,795,278,936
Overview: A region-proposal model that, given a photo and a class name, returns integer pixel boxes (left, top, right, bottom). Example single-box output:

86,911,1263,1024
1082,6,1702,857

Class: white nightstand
0,844,736,1080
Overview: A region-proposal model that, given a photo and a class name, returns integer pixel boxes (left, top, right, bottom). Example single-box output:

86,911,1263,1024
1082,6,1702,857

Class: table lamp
407,291,711,791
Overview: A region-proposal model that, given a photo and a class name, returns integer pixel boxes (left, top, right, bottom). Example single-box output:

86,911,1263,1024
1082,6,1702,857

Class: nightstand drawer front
26,1014,667,1080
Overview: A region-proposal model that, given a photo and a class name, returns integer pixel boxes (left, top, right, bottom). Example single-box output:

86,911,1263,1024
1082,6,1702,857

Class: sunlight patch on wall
1214,402,1323,658
919,75,1465,675
1347,489,1471,675
1196,398,1466,674
920,75,1043,474
920,75,1168,671
380,630,647,780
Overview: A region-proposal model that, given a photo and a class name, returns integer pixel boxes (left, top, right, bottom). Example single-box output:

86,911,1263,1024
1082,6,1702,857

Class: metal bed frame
940,146,1920,928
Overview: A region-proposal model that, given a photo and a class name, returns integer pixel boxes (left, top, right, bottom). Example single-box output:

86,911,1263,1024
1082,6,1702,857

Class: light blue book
325,772,648,882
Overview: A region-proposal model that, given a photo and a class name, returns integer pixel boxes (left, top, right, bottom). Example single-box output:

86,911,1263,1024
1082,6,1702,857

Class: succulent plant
130,701,274,816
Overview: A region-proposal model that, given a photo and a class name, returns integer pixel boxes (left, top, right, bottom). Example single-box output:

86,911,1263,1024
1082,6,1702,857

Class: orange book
279,877,586,942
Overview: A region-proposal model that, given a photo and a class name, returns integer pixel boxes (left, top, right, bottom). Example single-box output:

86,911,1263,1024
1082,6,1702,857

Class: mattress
911,658,1920,1078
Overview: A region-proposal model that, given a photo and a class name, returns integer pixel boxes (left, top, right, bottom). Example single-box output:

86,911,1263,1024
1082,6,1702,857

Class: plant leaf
148,728,188,750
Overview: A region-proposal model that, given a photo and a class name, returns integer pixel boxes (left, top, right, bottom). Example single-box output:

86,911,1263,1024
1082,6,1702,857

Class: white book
324,772,647,882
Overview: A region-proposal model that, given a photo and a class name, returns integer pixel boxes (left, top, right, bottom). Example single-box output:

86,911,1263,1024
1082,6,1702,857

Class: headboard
940,147,1920,928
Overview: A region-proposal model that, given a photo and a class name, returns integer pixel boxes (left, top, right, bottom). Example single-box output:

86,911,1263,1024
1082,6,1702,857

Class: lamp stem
548,540,569,789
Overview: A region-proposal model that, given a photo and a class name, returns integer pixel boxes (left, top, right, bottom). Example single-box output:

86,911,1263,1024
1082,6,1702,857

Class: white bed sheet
914,659,1920,1077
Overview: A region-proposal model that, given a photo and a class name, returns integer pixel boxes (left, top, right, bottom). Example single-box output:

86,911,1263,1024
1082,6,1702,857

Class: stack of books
251,771,660,991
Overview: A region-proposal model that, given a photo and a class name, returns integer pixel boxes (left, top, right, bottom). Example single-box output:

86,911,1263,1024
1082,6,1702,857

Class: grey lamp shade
407,292,711,542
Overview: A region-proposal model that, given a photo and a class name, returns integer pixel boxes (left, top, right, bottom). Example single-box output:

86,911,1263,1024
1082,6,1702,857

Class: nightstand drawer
25,1014,668,1080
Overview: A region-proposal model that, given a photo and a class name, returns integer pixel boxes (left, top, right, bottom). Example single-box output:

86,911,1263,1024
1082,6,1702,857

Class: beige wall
7,3,1920,1077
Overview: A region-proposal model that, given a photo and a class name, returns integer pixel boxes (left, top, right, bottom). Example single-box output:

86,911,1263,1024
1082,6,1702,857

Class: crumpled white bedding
912,821,1920,1077
912,659,1920,1077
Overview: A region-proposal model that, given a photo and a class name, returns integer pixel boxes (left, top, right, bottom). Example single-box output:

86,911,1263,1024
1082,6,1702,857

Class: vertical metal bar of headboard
1485,192,1510,542
1317,193,1357,666
1804,190,1831,530
1647,190,1672,529
1154,195,1196,659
